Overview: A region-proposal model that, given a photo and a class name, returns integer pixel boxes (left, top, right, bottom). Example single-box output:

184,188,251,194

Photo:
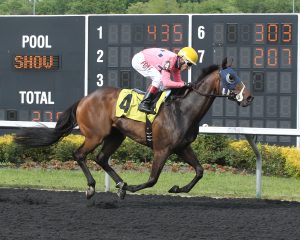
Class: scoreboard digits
192,15,297,144
88,15,189,93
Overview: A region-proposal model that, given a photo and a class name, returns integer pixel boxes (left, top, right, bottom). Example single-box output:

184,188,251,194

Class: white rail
199,126,300,198
199,126,300,137
0,120,56,128
1,120,299,199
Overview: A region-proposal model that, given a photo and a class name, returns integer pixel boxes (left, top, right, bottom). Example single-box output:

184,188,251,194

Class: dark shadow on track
0,188,299,240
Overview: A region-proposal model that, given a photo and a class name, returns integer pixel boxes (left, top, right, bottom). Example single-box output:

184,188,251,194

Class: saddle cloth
115,89,167,123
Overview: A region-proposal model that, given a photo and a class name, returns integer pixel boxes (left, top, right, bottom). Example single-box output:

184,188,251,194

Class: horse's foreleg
74,138,100,199
95,129,126,197
124,150,169,193
168,145,203,193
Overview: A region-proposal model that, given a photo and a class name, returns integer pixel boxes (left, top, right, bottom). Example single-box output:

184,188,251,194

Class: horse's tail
15,100,80,148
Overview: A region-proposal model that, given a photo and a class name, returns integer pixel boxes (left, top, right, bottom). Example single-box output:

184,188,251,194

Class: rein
191,87,229,98
190,71,229,98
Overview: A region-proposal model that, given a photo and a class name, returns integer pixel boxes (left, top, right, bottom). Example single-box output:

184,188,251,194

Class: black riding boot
138,90,157,114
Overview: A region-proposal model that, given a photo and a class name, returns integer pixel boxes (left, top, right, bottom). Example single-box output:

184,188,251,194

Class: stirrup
138,105,156,115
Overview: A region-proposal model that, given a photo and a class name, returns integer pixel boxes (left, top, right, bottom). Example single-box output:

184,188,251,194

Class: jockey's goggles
184,59,193,67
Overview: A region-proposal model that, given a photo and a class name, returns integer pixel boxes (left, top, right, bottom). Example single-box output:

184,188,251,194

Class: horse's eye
226,73,235,84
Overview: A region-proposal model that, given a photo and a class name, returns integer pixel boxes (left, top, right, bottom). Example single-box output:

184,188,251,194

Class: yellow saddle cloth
116,89,167,123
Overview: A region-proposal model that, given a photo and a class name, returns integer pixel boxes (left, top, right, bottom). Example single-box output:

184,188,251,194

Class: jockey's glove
184,82,193,88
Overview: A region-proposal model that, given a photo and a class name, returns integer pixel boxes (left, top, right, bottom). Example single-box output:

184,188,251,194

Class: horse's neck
182,76,217,123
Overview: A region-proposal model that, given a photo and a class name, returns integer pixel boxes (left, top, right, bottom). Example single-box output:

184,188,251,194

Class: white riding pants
132,52,162,89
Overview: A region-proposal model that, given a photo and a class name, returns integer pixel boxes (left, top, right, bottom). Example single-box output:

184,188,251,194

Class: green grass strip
0,168,300,201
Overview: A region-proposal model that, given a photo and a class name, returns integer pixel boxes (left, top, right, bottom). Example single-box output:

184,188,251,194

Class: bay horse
15,57,253,199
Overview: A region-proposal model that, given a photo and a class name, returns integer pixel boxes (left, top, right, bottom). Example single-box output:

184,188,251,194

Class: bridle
190,69,246,102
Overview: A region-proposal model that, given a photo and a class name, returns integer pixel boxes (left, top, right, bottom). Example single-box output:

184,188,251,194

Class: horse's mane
165,64,220,102
195,64,220,84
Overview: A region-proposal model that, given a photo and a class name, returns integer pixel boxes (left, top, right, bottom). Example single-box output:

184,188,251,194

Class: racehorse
15,57,253,199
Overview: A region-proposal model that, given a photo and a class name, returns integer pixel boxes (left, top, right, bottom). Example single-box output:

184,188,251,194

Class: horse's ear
222,57,228,69
222,57,234,69
227,57,233,67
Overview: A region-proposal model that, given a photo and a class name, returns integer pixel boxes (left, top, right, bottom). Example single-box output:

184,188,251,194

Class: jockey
132,47,199,114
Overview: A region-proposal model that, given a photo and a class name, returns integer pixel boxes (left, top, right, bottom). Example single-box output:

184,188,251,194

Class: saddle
165,86,191,102
115,89,167,123
115,87,190,148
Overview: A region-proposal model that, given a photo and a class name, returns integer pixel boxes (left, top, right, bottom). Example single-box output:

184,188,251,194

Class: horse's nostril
247,96,254,102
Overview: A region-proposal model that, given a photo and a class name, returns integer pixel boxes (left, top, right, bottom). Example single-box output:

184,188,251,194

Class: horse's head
219,57,254,107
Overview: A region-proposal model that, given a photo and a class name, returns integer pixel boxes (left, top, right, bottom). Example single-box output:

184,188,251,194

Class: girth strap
145,115,153,148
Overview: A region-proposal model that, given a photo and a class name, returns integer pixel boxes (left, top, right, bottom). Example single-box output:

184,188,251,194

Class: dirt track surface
0,188,300,240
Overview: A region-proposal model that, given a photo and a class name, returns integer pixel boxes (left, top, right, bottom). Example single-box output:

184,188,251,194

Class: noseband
191,70,245,102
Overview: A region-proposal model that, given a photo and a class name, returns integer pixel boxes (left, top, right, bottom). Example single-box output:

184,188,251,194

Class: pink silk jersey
141,48,185,88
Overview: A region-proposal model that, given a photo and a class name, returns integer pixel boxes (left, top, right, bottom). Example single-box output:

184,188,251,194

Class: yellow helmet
178,47,198,65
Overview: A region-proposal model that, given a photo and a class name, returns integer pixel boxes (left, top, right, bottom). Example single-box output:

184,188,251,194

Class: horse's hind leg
169,145,203,193
95,128,126,187
74,137,100,199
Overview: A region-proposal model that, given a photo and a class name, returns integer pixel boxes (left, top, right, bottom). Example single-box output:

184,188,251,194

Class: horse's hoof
116,182,127,200
86,186,95,199
168,185,180,193
117,188,126,200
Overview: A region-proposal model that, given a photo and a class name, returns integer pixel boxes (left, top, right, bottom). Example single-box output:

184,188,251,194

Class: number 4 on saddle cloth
116,89,168,148
116,89,168,123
